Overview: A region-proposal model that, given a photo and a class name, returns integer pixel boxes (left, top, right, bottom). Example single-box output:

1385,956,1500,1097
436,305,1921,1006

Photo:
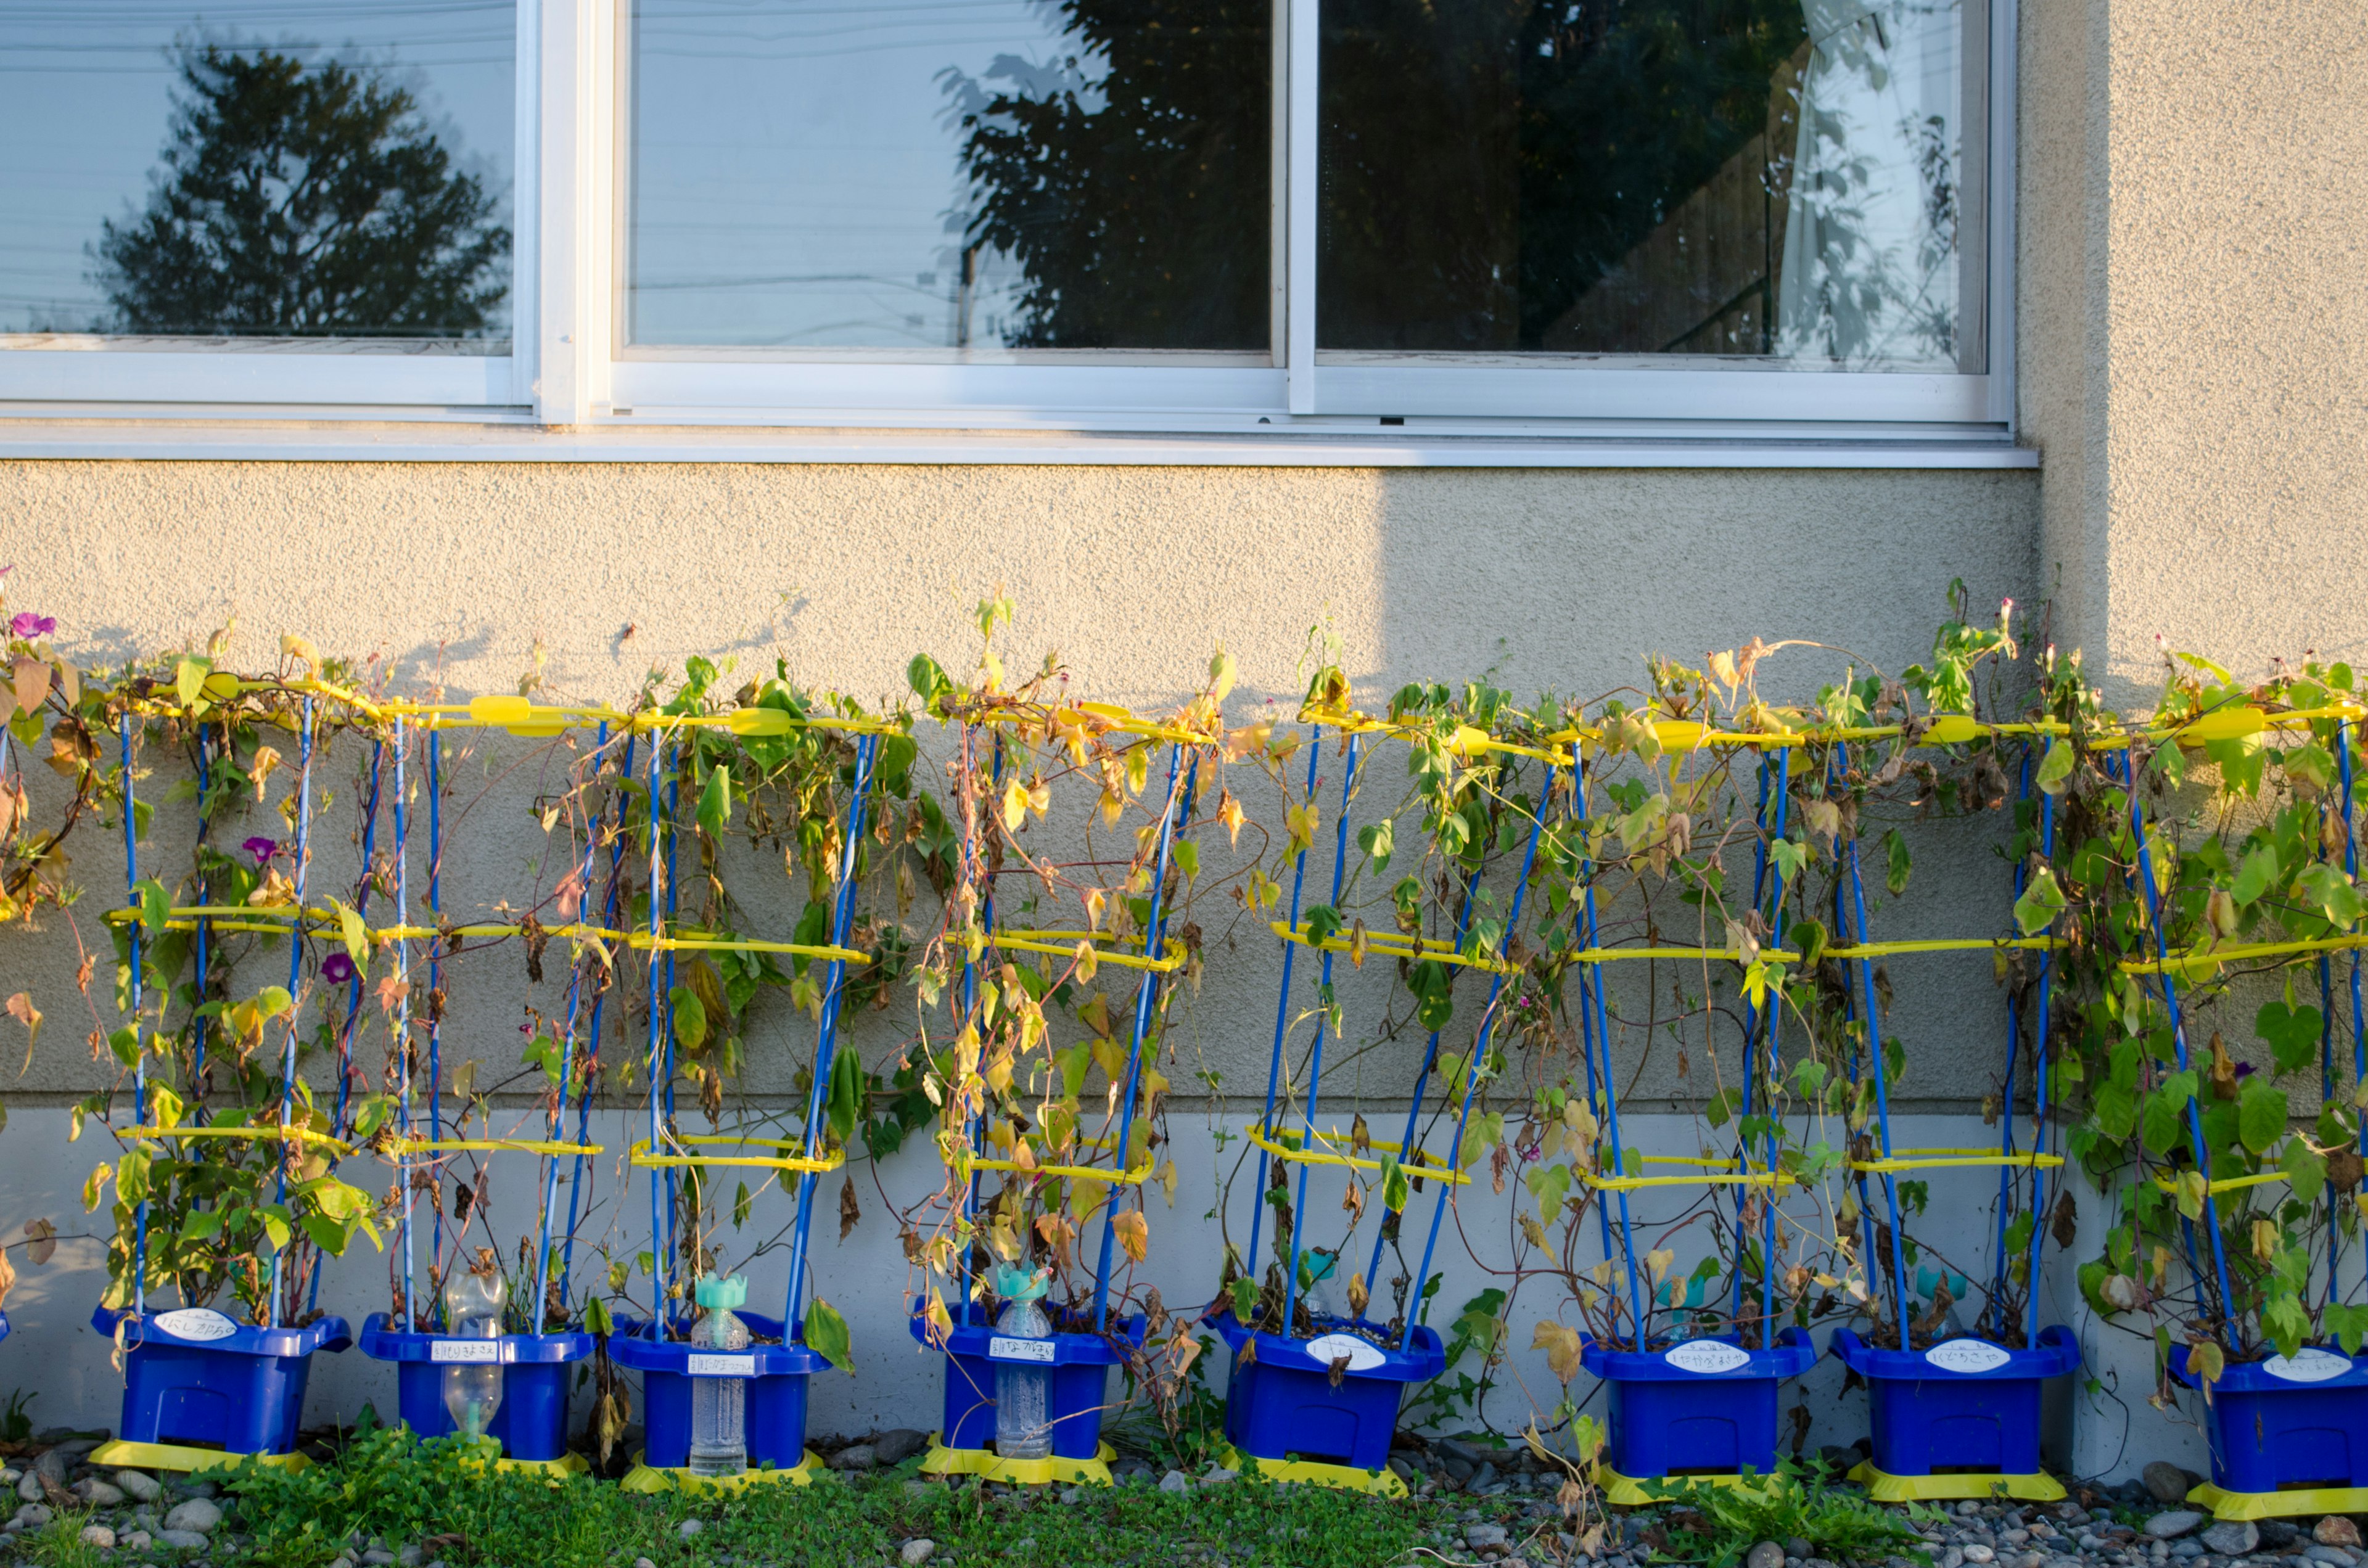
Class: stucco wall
2021,0,2368,702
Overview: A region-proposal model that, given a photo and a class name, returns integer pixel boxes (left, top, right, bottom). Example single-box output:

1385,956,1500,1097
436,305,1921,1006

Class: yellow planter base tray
1598,1467,1789,1507
919,1435,1116,1487
619,1448,823,1494
1849,1462,2065,1503
86,1439,310,1475
1215,1443,1406,1498
2185,1481,2368,1521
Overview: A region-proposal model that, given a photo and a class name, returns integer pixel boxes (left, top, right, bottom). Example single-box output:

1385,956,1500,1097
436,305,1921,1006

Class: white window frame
0,0,545,414
0,0,2020,448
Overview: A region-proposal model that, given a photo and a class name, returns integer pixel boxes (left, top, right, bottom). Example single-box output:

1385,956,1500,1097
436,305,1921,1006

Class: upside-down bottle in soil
442,1252,507,1439
992,1267,1054,1460
689,1274,752,1477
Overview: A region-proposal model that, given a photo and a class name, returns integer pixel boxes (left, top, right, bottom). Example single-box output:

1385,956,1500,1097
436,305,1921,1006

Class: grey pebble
1748,1543,1785,1568
899,1541,937,1567
164,1498,223,1532
2149,1514,2206,1542
159,1528,213,1550
1158,1469,1191,1494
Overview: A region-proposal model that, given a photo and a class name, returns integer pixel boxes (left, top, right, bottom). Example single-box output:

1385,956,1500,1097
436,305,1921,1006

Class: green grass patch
11,1427,1508,1568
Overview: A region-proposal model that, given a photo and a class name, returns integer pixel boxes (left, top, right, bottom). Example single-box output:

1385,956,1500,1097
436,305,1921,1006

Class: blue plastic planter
358,1316,593,1463
909,1307,1145,1460
1832,1327,2078,1477
608,1312,831,1471
2170,1343,2368,1494
1206,1306,1445,1471
0,1311,9,1347
1579,1329,1817,1479
92,1304,350,1456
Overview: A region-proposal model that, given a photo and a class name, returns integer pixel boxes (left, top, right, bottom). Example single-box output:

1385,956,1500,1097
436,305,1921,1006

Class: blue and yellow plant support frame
915,727,1193,1487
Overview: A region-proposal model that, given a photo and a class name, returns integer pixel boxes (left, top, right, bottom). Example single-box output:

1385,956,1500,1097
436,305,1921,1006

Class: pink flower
10,612,54,639
242,836,279,863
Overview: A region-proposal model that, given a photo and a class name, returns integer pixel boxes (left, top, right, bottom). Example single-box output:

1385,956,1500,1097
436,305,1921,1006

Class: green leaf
2238,1078,2290,1155
826,1046,863,1146
1229,1275,1258,1320
1380,1153,1410,1214
906,653,953,705
2282,1136,2329,1205
1883,827,1911,896
696,766,731,836
2013,866,2066,935
668,986,708,1054
2231,843,2281,908
583,1295,614,1336
1172,840,1199,882
2298,863,2365,927
1789,917,1827,969
2327,1301,2368,1356
2257,1000,2324,1076
806,1298,853,1373
876,733,918,796
2034,737,2075,795
2141,1070,2198,1154
133,877,171,935
301,1213,350,1257
1357,821,1394,876
174,657,207,708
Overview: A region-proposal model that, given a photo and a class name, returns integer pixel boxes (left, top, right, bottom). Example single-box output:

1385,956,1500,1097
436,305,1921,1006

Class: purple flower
322,953,356,985
2234,1061,2257,1080
10,612,54,640
242,836,279,864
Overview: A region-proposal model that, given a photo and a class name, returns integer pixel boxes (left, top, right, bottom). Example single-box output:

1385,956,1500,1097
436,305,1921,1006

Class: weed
1638,1464,1938,1568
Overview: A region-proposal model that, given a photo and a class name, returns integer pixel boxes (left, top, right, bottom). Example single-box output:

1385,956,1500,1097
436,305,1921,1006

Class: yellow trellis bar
1244,1125,1471,1186
118,1123,353,1155
2153,1168,2293,1198
1579,1152,1785,1192
123,679,909,739
2119,932,2368,975
627,1135,844,1175
1849,1147,2065,1174
1297,702,2368,757
1268,921,1521,975
384,1137,605,1158
960,1154,1153,1186
104,907,872,967
985,929,1185,975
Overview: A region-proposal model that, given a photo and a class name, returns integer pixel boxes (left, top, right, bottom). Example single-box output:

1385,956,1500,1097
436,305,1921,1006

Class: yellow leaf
1157,1159,1178,1208
1001,777,1029,831
279,634,319,671
1111,1209,1149,1264
1208,647,1237,702
1073,939,1098,983
1531,1320,1585,1382
1217,789,1246,847
246,745,282,803
1082,887,1108,932
332,898,371,968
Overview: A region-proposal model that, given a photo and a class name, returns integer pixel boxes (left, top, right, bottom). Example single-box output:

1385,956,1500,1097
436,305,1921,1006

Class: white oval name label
1925,1339,2013,1374
2264,1348,2352,1384
1663,1340,1752,1374
432,1339,501,1364
151,1308,237,1342
989,1337,1058,1365
686,1353,757,1376
1305,1333,1386,1372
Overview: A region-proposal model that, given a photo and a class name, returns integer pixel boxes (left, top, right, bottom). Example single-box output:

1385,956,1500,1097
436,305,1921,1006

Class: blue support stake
1093,747,1196,1331
268,698,316,1329
785,731,880,1338
562,731,635,1305
1574,747,1649,1344
1405,761,1555,1352
121,715,149,1321
1243,728,1326,1297
1278,736,1366,1337
2113,749,2238,1340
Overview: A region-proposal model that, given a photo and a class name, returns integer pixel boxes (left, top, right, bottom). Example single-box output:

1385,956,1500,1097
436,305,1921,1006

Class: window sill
0,416,2038,469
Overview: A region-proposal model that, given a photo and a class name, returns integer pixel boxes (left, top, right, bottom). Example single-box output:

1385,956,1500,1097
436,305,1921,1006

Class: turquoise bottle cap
694,1273,748,1310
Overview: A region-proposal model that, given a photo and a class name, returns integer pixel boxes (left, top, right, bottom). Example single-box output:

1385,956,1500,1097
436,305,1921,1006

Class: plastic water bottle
1299,1250,1339,1325
688,1274,750,1478
992,1266,1054,1461
442,1251,506,1440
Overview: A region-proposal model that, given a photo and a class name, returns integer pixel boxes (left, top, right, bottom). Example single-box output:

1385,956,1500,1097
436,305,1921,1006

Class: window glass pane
1319,0,1983,371
0,2,516,348
627,1,1273,353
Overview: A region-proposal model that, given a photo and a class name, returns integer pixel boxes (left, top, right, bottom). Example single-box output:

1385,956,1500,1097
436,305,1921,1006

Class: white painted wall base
0,1107,2171,1480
